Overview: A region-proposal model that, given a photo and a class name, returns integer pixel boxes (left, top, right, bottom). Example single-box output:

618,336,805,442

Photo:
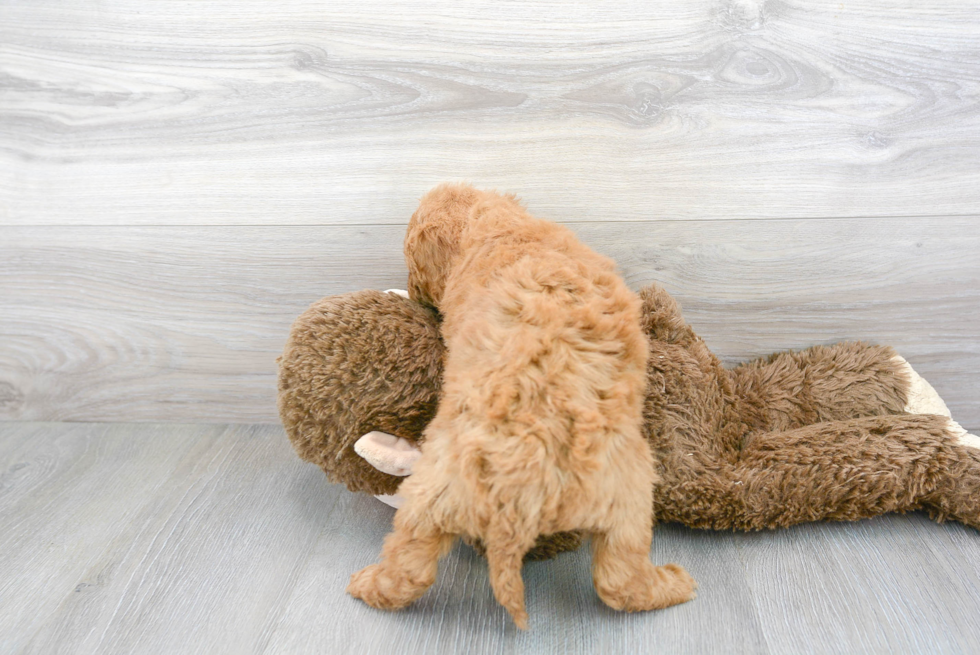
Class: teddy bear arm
354,431,422,477
664,414,980,531
728,342,928,433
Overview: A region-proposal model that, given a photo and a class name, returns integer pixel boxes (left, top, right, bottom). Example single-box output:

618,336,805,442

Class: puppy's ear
406,228,455,306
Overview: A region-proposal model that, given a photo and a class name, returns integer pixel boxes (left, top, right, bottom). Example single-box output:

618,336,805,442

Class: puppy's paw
659,563,698,603
348,564,408,610
347,564,385,608
347,563,431,610
597,562,697,612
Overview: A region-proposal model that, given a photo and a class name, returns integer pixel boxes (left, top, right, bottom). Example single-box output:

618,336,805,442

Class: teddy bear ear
353,431,422,477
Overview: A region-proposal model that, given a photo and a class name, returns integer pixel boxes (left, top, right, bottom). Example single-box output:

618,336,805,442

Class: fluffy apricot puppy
346,185,696,628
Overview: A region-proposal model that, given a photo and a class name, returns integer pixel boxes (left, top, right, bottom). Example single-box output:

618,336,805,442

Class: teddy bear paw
892,355,952,417
947,419,980,451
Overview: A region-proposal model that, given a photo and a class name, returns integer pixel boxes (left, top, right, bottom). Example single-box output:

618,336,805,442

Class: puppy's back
402,187,653,627
430,204,650,624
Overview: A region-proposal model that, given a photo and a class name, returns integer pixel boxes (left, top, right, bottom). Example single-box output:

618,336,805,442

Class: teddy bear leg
590,492,697,612
731,415,980,530
921,422,980,529
730,343,912,431
347,508,454,611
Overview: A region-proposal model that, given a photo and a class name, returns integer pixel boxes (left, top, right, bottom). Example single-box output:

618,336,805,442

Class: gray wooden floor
3,421,980,655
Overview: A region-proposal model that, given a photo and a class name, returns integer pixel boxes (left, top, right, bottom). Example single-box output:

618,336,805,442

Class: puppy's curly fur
347,185,696,628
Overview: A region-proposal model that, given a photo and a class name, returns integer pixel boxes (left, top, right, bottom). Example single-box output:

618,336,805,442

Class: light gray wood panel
1,217,978,426
737,515,980,653
0,225,401,423
3,422,980,654
2,1,980,225
0,423,209,652
2,423,343,655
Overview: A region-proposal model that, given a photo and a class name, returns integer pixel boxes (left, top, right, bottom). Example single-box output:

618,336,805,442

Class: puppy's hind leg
591,488,696,612
347,506,454,611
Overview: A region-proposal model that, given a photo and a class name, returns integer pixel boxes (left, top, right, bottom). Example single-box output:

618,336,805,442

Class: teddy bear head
277,289,445,495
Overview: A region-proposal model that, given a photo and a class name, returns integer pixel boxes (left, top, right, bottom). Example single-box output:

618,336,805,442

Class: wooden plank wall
1,0,978,426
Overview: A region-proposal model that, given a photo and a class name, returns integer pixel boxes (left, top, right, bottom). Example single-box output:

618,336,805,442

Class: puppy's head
404,183,486,306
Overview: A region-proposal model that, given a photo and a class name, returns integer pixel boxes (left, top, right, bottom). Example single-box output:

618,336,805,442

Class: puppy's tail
485,518,535,629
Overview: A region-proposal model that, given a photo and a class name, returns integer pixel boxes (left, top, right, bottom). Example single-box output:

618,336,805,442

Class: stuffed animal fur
278,193,980,565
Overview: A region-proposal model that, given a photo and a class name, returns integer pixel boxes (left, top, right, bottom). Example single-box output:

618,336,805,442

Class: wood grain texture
0,423,344,655
1,218,978,426
2,422,980,654
739,517,980,653
2,0,980,225
0,423,213,652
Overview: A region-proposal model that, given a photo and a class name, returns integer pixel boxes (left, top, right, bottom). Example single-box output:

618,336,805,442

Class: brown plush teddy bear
278,215,980,563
